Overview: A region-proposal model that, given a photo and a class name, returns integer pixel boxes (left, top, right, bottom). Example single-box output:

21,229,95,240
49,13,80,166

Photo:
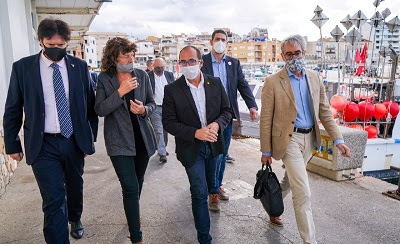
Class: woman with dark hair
94,37,156,244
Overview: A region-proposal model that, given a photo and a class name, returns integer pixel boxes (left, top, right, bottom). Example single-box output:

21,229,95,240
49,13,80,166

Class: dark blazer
162,73,232,168
201,52,258,122
90,72,98,84
3,52,99,165
95,68,157,157
148,70,175,95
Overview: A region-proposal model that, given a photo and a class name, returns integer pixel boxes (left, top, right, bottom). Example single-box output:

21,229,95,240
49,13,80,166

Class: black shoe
226,155,235,163
159,155,167,163
70,220,84,239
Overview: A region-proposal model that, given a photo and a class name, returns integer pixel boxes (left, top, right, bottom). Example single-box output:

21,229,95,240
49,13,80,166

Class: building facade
372,27,400,65
85,32,128,67
227,39,281,65
83,35,98,67
135,40,155,66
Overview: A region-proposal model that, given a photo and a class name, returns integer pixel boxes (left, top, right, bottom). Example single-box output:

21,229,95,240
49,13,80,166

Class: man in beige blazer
260,34,350,244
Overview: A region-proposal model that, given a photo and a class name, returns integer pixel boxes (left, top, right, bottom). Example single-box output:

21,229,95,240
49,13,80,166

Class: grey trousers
150,105,168,156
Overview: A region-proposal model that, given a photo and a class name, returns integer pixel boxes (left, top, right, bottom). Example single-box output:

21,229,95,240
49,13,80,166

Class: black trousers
31,134,84,244
110,151,149,243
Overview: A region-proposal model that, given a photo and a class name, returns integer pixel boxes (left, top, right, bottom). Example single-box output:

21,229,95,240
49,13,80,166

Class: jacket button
291,121,295,124
289,134,292,137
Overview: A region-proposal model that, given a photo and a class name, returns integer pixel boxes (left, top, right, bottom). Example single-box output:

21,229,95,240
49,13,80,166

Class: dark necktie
50,63,73,138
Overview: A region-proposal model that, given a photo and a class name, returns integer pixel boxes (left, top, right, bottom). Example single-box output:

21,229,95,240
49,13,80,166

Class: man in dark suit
3,19,98,243
145,59,153,73
148,58,174,163
201,29,258,207
88,65,98,88
162,46,231,244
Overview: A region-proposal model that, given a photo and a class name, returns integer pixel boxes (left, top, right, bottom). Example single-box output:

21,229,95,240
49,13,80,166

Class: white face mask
181,65,200,80
213,40,226,54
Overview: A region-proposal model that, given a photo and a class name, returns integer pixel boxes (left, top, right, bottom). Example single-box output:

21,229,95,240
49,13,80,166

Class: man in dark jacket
148,57,174,163
201,29,258,208
3,18,98,243
162,46,232,244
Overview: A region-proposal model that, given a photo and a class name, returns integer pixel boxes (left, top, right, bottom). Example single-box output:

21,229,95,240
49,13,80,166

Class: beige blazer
259,67,343,160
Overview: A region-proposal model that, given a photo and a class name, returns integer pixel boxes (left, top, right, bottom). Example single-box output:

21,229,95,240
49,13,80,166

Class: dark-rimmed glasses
284,50,303,60
178,59,199,66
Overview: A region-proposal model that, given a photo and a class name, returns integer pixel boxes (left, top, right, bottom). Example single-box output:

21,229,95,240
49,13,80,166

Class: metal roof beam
70,26,89,32
36,7,99,15
70,36,84,41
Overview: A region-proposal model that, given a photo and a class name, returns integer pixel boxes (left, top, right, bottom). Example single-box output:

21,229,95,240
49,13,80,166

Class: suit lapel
167,72,174,84
304,69,318,103
149,71,155,91
279,68,296,105
133,74,140,105
225,56,233,94
65,56,77,102
304,69,319,118
133,68,141,106
180,78,201,124
109,74,120,90
205,53,213,75
109,74,128,110
31,53,45,107
204,75,212,124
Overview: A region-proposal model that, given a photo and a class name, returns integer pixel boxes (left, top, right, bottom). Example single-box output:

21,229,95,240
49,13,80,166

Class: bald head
154,58,165,67
154,57,166,76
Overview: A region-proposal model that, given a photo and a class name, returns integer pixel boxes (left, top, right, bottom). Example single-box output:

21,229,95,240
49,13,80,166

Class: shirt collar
185,72,205,89
155,72,165,79
40,51,66,68
286,66,305,80
211,52,226,63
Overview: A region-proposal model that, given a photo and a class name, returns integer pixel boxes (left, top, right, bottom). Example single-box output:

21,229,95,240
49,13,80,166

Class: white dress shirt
153,72,168,105
185,73,207,128
39,52,70,133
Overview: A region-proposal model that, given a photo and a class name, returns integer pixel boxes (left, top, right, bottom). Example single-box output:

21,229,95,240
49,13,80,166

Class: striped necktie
50,63,73,138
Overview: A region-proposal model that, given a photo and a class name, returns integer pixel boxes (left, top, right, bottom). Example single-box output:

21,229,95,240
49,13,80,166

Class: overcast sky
89,0,400,41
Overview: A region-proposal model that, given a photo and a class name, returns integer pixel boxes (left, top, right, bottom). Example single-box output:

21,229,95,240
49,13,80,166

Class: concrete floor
1,121,399,244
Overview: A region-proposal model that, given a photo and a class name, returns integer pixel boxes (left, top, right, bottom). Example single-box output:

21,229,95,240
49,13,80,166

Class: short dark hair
146,59,153,66
211,29,227,40
37,18,71,42
179,46,202,60
101,37,137,75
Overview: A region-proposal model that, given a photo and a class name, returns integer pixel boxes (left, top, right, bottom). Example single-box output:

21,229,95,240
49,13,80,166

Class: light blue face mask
116,62,134,73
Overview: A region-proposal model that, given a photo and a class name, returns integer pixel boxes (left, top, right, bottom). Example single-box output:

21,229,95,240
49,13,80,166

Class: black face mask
43,45,67,62
154,67,164,75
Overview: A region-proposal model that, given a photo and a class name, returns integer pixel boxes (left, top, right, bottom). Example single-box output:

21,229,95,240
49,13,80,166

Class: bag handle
254,165,268,199
262,164,273,172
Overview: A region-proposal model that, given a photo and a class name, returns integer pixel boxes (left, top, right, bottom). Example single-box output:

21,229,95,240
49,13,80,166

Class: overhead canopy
35,0,106,49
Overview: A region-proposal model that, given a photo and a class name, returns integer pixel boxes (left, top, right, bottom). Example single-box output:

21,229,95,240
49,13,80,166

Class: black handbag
253,165,284,217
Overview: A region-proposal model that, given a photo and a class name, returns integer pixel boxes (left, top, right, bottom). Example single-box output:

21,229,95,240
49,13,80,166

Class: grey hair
281,34,306,53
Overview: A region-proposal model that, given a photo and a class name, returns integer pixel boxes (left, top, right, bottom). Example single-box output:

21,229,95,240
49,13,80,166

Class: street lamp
330,25,344,90
311,5,329,70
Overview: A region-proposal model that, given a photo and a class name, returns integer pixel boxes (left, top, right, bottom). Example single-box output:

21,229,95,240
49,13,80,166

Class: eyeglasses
119,53,135,59
284,50,303,60
178,59,199,66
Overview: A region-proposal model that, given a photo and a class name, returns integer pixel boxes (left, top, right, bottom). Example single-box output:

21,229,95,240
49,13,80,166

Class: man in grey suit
149,58,175,163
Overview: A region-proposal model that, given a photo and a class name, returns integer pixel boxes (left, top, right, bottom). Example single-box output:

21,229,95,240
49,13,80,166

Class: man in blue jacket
201,29,258,210
3,18,98,243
